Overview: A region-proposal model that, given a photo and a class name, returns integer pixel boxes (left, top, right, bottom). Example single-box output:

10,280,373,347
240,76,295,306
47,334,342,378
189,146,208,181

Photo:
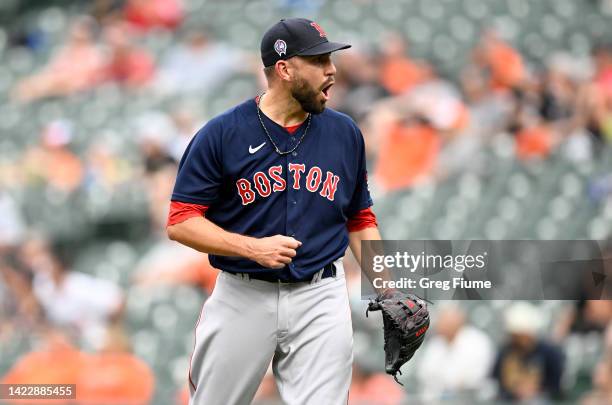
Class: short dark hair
263,65,275,81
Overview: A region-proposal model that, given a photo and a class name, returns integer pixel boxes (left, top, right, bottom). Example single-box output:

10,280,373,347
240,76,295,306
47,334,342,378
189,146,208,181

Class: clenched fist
247,235,302,269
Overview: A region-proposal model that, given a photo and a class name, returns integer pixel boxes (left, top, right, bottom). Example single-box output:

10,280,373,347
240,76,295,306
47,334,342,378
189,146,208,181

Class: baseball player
166,18,382,405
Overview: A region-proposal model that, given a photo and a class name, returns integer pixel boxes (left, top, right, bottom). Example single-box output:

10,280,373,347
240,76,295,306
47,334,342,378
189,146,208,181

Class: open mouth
321,82,334,100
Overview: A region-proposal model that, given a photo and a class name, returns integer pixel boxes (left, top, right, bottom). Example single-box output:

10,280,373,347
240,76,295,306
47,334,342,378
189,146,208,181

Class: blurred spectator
418,305,494,401
460,66,513,134
365,71,469,190
124,0,184,33
583,43,612,143
607,322,612,353
407,78,470,133
555,300,612,340
146,159,178,228
515,121,555,161
134,112,176,174
83,138,133,193
349,361,405,405
474,29,526,92
0,252,41,342
2,326,154,405
101,22,156,87
133,243,218,294
373,116,440,191
540,54,581,124
0,191,26,248
493,302,565,402
21,120,84,193
581,354,612,405
166,107,201,162
155,29,247,96
593,43,612,98
1,329,85,404
175,383,190,405
20,237,124,349
13,17,104,103
379,32,431,96
553,294,612,398
332,48,388,121
78,325,155,405
507,91,558,161
91,0,125,24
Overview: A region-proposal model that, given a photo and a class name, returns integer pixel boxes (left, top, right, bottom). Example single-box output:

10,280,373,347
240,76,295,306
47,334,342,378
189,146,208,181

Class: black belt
240,262,337,283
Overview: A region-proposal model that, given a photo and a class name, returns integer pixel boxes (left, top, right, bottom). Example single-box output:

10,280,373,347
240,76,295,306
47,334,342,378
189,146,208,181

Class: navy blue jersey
171,98,372,281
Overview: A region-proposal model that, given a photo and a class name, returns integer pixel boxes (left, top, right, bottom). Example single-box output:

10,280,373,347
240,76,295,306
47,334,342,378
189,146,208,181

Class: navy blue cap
260,18,351,67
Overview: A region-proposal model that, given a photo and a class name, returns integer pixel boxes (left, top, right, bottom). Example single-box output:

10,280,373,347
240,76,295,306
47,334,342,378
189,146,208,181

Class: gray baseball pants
188,258,353,405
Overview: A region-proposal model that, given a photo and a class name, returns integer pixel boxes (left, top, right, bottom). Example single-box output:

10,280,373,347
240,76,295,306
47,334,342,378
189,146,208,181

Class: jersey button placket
289,135,296,156
286,140,298,259
285,152,294,239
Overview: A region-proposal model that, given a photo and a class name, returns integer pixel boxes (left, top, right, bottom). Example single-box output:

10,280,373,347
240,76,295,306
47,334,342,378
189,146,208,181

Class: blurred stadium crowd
1,0,612,404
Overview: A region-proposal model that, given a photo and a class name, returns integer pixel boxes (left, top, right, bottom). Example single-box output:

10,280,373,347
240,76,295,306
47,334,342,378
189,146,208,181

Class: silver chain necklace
256,92,312,155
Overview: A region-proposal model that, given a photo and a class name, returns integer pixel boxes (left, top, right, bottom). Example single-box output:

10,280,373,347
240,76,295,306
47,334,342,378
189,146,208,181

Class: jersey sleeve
171,120,223,205
346,126,373,216
167,201,209,227
347,207,378,232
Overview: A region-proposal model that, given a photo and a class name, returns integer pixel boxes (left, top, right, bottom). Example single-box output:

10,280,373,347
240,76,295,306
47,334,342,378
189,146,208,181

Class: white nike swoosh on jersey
249,142,266,154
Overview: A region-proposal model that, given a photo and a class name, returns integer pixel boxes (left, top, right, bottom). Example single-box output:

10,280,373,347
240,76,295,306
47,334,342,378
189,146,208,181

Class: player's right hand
248,235,302,269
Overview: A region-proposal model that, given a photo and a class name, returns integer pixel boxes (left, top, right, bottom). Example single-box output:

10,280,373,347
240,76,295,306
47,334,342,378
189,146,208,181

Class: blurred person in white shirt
0,191,26,248
417,304,495,401
582,354,612,405
19,237,124,349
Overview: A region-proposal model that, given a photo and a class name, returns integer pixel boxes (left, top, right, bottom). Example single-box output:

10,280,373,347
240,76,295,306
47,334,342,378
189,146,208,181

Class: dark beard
291,76,325,114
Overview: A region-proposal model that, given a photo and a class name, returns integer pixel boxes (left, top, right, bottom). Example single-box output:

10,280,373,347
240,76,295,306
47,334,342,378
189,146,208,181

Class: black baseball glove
366,289,430,384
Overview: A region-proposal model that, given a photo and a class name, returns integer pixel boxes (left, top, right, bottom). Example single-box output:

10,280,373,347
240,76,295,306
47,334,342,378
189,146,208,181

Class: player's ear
276,60,293,82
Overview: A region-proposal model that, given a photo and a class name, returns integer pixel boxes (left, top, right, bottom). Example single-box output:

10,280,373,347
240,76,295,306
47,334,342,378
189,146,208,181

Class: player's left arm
348,212,393,294
348,224,381,266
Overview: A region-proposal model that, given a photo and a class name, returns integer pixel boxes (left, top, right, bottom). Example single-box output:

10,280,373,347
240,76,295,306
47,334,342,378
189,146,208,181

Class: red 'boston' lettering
236,179,255,205
253,172,272,197
268,165,286,192
288,163,305,190
306,166,322,192
236,164,340,203
319,171,340,201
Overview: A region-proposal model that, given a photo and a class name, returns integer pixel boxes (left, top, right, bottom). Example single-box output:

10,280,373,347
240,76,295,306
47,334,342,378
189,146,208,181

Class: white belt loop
310,268,324,285
334,257,344,278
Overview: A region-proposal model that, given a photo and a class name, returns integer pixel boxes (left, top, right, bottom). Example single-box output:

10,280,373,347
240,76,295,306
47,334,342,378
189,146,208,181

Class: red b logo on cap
310,22,327,37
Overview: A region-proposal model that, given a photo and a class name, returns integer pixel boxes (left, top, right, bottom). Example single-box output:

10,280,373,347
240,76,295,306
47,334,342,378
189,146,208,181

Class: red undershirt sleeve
346,207,378,232
167,201,209,227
